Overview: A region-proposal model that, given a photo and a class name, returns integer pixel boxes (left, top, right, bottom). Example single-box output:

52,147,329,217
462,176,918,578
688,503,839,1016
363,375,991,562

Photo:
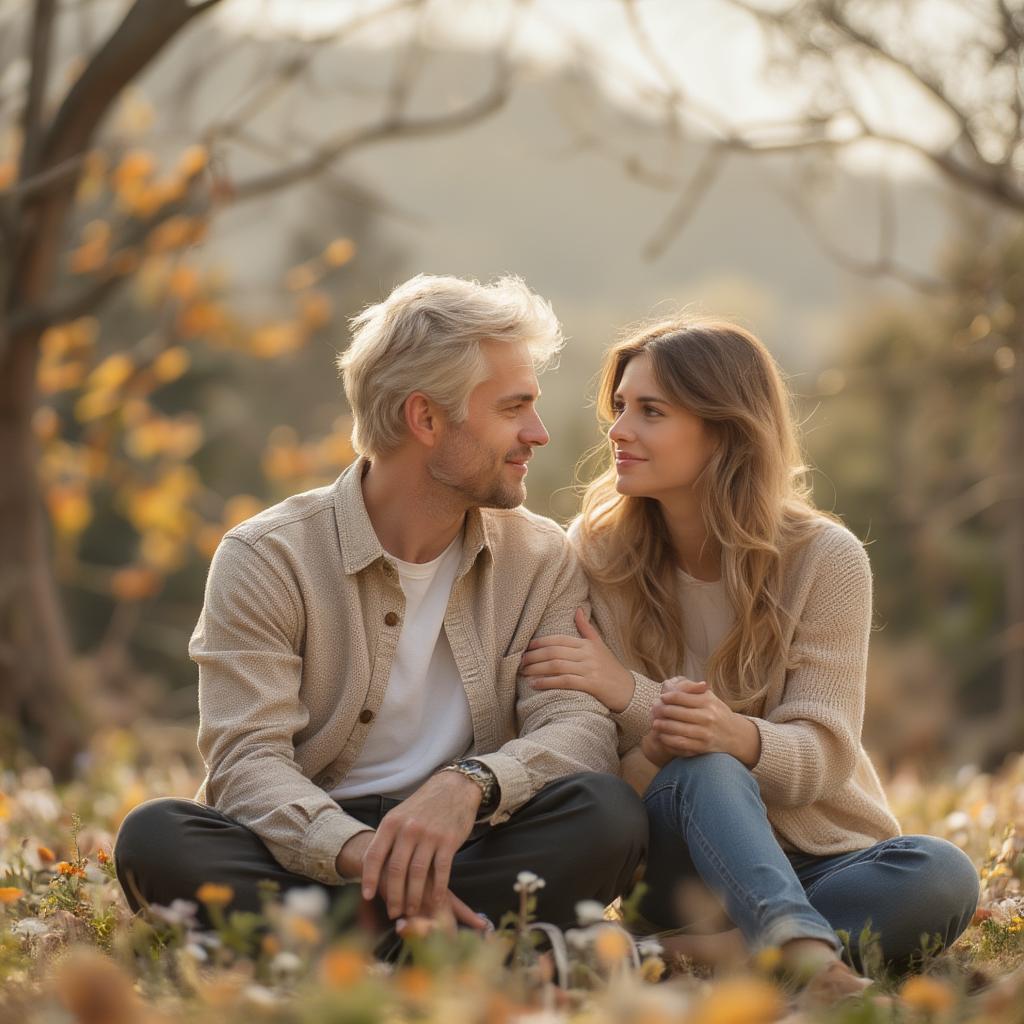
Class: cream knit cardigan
581,519,902,856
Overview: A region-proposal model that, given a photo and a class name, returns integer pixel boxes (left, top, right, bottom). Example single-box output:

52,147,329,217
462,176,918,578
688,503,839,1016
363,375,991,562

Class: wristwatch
438,758,500,818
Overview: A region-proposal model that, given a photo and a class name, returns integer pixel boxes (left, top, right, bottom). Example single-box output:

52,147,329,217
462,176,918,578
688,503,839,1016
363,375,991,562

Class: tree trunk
0,0,224,774
0,333,81,775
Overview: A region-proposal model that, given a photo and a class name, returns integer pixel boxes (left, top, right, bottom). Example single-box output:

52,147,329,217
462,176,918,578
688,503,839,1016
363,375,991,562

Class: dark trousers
114,772,647,933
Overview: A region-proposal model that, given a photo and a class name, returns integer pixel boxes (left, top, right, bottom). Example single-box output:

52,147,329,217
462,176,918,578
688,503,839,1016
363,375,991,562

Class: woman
520,317,978,998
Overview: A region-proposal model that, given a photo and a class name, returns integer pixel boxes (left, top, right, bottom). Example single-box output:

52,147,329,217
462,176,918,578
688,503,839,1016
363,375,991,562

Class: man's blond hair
337,274,563,459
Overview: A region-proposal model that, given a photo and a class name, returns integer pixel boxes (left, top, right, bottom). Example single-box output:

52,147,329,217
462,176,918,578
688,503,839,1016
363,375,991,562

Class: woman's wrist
726,712,762,768
603,667,636,714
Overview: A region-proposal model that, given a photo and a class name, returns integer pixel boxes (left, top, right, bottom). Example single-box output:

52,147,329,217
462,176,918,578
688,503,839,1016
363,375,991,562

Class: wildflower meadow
0,729,1022,1024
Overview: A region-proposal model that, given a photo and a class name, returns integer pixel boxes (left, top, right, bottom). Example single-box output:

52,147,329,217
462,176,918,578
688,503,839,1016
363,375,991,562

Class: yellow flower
284,914,321,945
689,978,784,1024
593,925,633,967
285,261,320,292
110,566,162,602
396,966,432,1000
177,145,208,179
46,485,92,536
323,237,356,266
195,882,234,908
640,955,666,982
152,346,191,383
900,975,957,1014
753,945,783,974
319,947,367,988
0,887,23,905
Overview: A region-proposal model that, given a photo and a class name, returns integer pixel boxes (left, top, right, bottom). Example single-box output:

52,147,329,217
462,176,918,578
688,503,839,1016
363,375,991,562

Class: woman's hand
519,609,636,713
651,678,762,767
640,730,675,768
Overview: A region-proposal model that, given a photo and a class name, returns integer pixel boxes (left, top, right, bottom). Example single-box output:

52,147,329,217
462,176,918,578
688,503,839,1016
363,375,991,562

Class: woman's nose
609,414,633,443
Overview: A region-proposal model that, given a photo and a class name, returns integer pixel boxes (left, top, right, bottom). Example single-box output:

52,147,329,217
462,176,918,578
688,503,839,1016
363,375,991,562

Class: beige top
190,457,619,885
676,569,734,682
581,519,902,856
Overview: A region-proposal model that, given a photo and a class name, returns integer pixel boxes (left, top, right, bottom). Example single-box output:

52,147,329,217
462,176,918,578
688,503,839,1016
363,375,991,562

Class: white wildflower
575,900,606,926
183,942,208,963
944,811,970,832
243,984,281,1009
149,899,199,928
12,918,51,938
637,938,664,958
513,871,546,894
271,950,303,975
284,885,329,919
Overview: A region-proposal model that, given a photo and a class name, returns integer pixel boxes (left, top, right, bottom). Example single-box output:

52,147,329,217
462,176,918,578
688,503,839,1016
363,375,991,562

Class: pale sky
216,0,962,179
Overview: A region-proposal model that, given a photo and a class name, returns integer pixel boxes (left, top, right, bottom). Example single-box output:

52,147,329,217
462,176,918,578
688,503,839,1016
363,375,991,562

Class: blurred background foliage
1,0,1022,776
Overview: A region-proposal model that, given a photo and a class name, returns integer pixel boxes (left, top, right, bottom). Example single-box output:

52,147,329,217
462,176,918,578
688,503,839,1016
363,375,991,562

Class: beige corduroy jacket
190,457,619,885
583,519,902,856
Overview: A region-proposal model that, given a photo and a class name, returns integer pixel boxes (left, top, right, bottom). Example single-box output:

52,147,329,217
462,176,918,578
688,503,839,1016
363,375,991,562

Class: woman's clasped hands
649,677,762,768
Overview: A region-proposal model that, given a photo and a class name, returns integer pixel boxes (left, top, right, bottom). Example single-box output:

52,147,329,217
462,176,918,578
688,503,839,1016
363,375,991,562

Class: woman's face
608,352,718,500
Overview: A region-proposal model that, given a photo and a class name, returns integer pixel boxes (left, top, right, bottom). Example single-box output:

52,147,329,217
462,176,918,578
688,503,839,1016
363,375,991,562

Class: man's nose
522,410,550,447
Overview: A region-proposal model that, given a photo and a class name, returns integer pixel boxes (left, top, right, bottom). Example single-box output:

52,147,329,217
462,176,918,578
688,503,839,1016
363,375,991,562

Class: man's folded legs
114,772,647,934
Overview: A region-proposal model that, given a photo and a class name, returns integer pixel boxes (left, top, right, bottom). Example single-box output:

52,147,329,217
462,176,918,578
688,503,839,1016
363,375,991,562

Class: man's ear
404,391,443,448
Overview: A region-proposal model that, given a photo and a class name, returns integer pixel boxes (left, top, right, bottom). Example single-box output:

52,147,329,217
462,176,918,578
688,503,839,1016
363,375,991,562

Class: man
114,274,647,934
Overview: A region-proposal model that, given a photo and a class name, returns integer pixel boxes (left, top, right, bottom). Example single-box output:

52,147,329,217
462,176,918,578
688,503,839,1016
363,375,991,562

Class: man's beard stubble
427,426,527,510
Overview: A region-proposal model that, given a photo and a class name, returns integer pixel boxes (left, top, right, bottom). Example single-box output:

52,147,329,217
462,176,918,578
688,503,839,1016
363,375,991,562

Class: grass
0,727,1022,1024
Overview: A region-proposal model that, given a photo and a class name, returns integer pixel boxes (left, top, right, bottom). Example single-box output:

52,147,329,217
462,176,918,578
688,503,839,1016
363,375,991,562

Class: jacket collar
332,456,492,576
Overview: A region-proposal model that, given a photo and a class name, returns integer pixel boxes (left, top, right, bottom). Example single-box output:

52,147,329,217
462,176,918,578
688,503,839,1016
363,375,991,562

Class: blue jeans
639,754,979,970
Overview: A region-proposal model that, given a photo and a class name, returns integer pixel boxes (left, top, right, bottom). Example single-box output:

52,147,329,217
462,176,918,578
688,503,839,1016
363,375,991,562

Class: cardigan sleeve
748,527,871,807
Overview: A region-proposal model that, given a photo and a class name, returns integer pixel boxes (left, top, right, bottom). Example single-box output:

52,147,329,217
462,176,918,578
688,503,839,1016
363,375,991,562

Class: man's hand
651,678,762,766
359,771,481,920
518,608,636,713
336,829,487,930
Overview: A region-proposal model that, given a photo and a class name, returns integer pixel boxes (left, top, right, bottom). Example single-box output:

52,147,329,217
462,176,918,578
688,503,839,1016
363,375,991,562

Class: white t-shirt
677,568,735,681
332,532,473,800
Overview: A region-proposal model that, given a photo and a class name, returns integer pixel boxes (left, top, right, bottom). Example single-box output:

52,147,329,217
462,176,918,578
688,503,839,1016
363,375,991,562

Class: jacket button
359,708,374,724
384,611,399,626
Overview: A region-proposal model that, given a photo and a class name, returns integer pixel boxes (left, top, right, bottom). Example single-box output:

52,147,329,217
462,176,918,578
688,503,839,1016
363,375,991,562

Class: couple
115,274,977,997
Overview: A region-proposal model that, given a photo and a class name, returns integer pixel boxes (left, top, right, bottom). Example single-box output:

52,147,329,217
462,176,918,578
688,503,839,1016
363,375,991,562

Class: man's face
428,340,550,509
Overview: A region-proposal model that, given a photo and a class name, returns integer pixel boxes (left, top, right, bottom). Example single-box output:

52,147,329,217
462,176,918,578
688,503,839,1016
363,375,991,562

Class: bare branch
772,173,950,294
37,0,222,171
0,152,83,203
19,0,57,180
644,144,728,260
230,57,513,203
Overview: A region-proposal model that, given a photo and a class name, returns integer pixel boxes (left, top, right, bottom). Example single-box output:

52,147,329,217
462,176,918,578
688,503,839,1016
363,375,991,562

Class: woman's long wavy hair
577,317,830,710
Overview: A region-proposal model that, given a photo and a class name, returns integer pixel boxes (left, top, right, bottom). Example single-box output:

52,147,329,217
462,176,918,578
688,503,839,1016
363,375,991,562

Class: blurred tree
805,216,1023,761
0,0,516,773
612,0,1024,749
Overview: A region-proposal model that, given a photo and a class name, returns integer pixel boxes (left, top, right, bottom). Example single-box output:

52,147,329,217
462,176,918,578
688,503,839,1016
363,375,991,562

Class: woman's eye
643,406,662,417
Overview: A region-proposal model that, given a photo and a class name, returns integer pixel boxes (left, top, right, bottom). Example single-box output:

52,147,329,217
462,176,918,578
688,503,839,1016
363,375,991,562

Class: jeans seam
801,838,917,901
